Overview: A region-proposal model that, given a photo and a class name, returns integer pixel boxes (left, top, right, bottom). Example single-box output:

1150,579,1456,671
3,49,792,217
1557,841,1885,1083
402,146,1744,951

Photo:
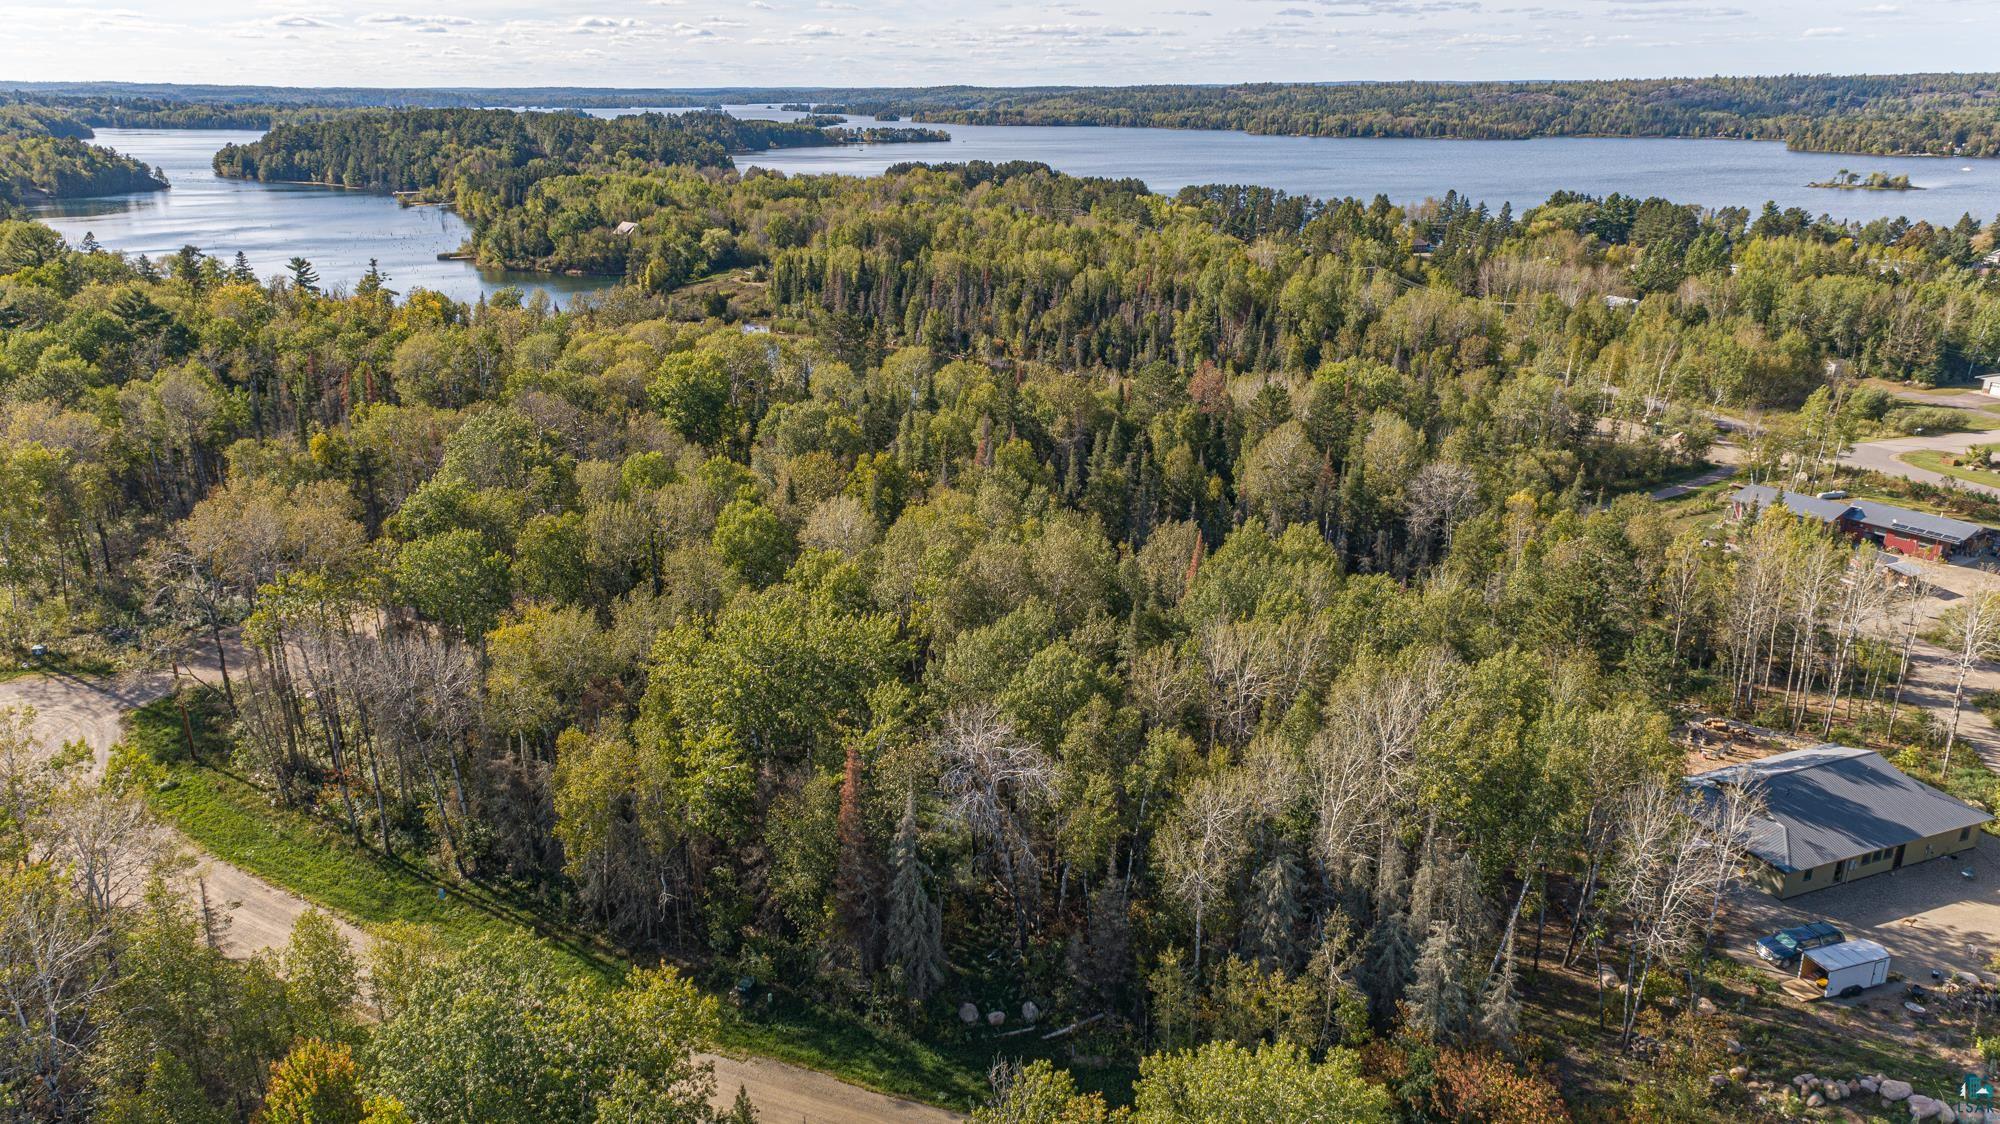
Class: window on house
1803,869,1813,882
1963,828,1973,842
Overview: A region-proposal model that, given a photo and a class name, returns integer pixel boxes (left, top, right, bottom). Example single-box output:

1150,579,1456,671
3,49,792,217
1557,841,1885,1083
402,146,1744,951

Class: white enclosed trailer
1801,939,1891,998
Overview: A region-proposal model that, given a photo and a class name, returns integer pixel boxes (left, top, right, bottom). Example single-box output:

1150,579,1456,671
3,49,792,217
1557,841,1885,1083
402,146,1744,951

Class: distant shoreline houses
1726,483,1989,562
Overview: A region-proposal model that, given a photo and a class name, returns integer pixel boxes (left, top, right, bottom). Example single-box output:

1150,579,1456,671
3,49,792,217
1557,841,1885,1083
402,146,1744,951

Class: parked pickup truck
1755,921,1844,965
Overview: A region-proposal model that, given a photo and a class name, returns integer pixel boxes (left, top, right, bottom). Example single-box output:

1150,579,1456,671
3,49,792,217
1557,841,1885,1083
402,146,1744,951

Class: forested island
1809,169,1919,191
827,126,951,145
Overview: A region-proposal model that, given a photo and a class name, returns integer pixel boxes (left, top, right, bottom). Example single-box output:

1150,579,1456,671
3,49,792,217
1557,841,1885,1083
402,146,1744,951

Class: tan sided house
1687,745,1990,899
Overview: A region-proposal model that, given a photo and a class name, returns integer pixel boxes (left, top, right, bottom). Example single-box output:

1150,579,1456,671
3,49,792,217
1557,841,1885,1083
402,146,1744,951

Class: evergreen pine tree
1476,934,1522,1049
1361,913,1416,1022
1370,828,1408,920
1406,920,1472,1044
231,251,256,283
357,258,392,298
1409,834,1485,940
79,231,100,254
884,790,944,1001
722,1085,758,1123
287,256,320,294
1243,849,1304,972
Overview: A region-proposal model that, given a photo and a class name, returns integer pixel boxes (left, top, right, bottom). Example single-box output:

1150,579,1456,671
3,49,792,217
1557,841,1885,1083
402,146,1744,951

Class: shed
1800,939,1890,997
614,221,640,236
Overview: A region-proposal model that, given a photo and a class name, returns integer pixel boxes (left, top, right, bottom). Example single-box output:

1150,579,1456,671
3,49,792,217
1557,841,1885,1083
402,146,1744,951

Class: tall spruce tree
1406,921,1473,1044
1243,849,1304,972
883,790,944,1001
1476,933,1521,1049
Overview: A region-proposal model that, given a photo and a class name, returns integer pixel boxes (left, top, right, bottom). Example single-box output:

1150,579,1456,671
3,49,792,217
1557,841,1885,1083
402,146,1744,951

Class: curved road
0,663,368,956
1841,429,2000,499
0,661,963,1124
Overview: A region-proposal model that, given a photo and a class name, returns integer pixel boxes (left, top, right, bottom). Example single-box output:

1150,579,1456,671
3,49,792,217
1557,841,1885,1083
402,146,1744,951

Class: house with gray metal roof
1687,745,1990,899
1727,483,1856,525
1844,498,1984,555
1726,484,1990,562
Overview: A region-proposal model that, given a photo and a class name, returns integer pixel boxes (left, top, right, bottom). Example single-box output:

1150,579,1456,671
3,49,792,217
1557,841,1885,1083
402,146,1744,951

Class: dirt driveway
1724,835,2000,985
0,662,366,958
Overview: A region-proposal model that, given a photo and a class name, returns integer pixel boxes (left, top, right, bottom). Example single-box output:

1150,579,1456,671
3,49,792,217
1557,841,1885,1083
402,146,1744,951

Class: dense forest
21,74,2000,156
209,109,834,196
5,108,2000,1121
0,108,166,214
208,109,940,280
836,75,2000,158
0,93,288,132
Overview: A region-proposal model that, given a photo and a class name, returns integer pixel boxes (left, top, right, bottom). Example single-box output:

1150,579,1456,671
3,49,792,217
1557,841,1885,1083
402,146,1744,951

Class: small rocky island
1809,169,1919,191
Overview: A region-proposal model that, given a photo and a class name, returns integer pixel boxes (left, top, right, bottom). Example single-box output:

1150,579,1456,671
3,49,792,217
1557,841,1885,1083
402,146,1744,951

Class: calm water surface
26,129,614,306
712,105,2000,225
35,113,2000,309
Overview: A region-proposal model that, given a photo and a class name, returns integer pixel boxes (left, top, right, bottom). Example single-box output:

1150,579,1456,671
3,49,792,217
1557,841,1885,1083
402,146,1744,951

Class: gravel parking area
1724,835,2000,986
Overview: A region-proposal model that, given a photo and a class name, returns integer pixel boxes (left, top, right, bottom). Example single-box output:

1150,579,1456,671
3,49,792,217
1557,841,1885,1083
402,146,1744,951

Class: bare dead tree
1306,647,1459,878
936,704,1055,952
1939,589,2000,776
1154,769,1253,974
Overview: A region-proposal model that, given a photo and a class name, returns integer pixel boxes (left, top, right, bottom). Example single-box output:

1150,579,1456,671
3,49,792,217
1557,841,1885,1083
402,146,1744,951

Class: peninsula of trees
0,106,167,213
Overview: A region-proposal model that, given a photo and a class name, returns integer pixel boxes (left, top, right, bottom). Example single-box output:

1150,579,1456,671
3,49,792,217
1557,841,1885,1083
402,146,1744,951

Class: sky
5,1,1998,89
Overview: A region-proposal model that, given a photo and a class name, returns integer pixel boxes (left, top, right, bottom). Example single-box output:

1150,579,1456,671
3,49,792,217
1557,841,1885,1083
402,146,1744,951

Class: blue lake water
714,105,2000,226
31,109,2000,307
25,129,614,306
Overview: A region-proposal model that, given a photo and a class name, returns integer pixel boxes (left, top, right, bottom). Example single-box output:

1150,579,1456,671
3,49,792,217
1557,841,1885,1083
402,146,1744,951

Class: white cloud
2,0,1995,89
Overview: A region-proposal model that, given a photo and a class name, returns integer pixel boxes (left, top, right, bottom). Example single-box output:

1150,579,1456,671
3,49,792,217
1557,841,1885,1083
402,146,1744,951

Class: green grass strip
125,696,987,1110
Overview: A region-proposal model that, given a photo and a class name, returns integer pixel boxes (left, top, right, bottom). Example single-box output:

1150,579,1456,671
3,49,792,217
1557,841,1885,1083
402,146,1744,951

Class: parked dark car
1755,921,1843,965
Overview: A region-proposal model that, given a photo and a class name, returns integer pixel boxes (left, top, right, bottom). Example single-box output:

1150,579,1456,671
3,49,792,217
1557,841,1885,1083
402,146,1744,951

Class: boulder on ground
1907,1094,1941,1120
1881,1079,1914,1102
1728,1066,1749,1081
958,1002,979,1025
986,1010,1005,1026
1807,1092,1825,1108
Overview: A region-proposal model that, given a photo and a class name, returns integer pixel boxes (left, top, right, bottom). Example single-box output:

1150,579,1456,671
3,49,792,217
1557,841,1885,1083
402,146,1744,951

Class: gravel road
1840,429,2000,498
1,659,965,1122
